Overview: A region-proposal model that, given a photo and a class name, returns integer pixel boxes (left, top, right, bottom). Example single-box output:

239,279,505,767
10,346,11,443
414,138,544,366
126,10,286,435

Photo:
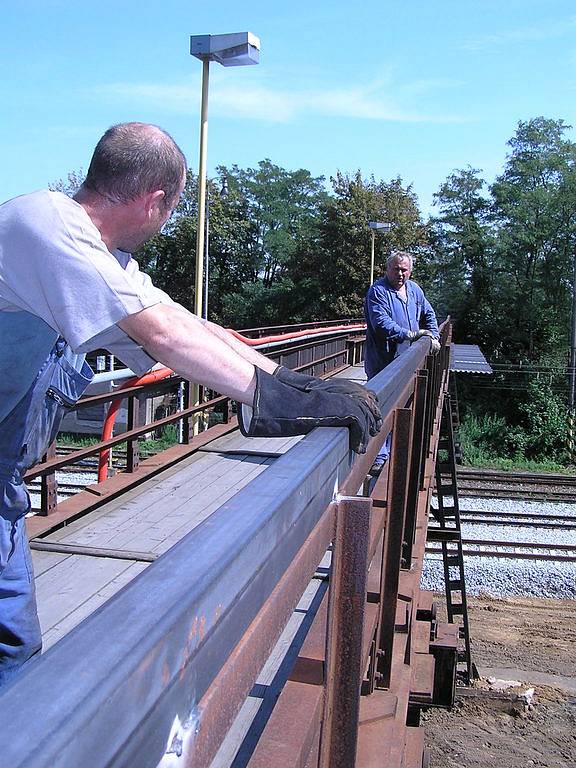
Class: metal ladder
448,372,463,464
428,394,474,683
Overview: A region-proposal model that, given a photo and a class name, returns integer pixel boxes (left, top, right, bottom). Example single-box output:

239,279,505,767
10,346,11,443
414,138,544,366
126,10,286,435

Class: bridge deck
33,431,304,650
27,365,369,765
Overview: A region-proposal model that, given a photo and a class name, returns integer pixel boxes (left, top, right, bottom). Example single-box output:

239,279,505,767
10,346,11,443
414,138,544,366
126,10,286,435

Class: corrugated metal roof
449,344,493,374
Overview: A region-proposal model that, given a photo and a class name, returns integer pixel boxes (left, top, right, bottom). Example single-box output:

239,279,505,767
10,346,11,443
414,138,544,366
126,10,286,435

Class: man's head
385,251,413,290
78,123,187,251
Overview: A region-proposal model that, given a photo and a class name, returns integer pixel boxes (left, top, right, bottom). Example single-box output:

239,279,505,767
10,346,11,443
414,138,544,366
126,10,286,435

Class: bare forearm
118,305,258,403
199,318,277,374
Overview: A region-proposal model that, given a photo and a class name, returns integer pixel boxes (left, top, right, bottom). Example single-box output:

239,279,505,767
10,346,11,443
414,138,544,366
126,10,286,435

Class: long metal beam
0,337,432,768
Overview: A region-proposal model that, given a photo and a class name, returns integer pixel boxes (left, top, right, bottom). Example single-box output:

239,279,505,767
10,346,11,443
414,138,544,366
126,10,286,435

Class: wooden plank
42,452,272,555
33,552,147,648
247,680,324,768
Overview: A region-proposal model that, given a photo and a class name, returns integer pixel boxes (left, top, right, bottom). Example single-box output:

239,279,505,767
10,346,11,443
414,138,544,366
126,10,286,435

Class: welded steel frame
1,330,450,768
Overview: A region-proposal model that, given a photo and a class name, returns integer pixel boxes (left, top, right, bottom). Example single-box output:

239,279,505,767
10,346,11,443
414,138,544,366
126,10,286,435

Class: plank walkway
33,432,304,651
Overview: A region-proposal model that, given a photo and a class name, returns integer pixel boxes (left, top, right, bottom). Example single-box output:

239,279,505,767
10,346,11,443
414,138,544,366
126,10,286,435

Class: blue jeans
0,512,41,687
0,338,92,687
374,432,392,466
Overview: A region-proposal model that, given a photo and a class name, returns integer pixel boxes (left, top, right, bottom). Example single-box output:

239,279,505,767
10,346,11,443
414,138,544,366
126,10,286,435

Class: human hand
273,366,382,430
239,368,383,454
408,329,433,342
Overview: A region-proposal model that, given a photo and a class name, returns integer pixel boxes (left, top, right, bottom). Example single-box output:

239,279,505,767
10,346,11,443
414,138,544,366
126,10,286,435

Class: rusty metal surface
376,408,413,689
0,427,351,768
319,496,372,768
184,503,335,767
0,326,451,768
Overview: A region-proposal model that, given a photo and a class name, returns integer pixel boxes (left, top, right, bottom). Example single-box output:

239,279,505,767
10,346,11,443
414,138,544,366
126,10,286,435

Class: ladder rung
446,556,461,566
450,604,465,616
448,580,463,591
427,529,461,543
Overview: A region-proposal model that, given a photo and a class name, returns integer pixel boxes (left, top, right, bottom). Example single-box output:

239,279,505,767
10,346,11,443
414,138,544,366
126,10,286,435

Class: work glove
273,366,381,428
430,338,441,355
407,329,433,342
237,367,382,454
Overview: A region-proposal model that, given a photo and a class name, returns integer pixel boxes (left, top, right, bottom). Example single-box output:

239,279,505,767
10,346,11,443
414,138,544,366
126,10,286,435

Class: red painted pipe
97,323,366,482
97,367,173,483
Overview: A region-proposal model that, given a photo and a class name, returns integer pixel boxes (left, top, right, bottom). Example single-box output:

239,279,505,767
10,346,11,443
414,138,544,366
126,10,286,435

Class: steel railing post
39,441,57,516
376,407,413,688
319,495,372,768
126,393,140,473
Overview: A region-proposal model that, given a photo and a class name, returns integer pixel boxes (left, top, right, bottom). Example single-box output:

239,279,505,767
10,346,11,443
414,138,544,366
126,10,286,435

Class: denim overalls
0,311,92,686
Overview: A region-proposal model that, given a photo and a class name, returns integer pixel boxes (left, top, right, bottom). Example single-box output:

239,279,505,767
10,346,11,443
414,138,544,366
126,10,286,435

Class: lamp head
190,32,260,66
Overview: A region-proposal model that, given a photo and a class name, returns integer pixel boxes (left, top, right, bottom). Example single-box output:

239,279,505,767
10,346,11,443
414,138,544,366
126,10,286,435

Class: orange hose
97,323,365,482
98,367,173,483
226,323,365,346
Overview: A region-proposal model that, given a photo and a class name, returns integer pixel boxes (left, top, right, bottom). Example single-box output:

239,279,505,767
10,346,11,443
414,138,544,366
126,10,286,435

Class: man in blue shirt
364,250,439,475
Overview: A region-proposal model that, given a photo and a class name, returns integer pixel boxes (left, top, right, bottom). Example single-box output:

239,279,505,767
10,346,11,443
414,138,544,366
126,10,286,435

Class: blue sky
2,0,575,215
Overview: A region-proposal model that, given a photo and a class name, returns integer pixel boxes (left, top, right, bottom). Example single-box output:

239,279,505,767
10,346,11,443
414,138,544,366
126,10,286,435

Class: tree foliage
52,115,576,464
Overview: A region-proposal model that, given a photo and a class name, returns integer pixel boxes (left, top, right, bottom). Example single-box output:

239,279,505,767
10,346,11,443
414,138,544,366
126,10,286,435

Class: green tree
426,167,495,344
48,169,85,196
296,171,427,319
491,117,576,359
213,160,327,325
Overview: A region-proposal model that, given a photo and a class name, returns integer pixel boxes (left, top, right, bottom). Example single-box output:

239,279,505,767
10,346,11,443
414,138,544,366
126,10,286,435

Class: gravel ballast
422,496,576,599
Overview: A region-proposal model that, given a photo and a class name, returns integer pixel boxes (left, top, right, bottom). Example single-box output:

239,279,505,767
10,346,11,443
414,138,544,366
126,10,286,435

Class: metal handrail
28,324,366,515
0,335,440,768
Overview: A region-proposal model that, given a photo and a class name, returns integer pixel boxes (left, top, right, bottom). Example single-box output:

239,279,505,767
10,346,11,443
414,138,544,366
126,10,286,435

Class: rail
26,321,367,519
0,322,452,768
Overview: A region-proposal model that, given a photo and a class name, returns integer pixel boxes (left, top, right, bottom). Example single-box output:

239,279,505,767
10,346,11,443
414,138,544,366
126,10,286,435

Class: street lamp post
368,221,393,285
188,33,259,437
190,32,260,319
203,177,229,320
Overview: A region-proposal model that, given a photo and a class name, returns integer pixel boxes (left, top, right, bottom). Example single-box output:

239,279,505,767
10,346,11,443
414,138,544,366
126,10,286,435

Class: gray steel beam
0,337,431,768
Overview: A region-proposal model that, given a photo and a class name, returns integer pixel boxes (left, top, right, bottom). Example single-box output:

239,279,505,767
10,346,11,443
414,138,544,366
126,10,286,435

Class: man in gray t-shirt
0,122,381,685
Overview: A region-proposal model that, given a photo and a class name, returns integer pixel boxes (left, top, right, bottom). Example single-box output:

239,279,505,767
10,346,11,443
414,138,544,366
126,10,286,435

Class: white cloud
89,72,467,125
462,15,576,52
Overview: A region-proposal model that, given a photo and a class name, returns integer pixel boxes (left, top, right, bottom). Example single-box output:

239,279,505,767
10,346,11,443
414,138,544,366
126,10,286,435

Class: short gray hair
387,250,413,269
82,122,187,209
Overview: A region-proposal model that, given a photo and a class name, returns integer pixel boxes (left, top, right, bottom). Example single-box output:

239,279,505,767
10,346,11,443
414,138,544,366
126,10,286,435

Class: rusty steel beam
1,327,451,768
1,428,351,768
376,408,413,689
319,495,372,768
186,502,335,767
402,371,428,566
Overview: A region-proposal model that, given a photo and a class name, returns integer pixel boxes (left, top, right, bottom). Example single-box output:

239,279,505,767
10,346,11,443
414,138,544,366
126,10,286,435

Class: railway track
444,467,576,502
458,508,576,530
430,468,576,567
426,537,576,562
457,467,576,486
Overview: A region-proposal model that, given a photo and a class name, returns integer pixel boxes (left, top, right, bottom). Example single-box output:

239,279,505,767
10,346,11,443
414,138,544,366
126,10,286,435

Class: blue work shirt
364,277,439,379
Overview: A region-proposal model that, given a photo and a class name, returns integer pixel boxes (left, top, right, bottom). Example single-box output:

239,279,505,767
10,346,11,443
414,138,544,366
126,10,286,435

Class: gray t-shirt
0,190,175,374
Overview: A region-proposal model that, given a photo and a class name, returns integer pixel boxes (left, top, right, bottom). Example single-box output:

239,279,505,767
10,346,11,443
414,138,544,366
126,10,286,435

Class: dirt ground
421,595,576,767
